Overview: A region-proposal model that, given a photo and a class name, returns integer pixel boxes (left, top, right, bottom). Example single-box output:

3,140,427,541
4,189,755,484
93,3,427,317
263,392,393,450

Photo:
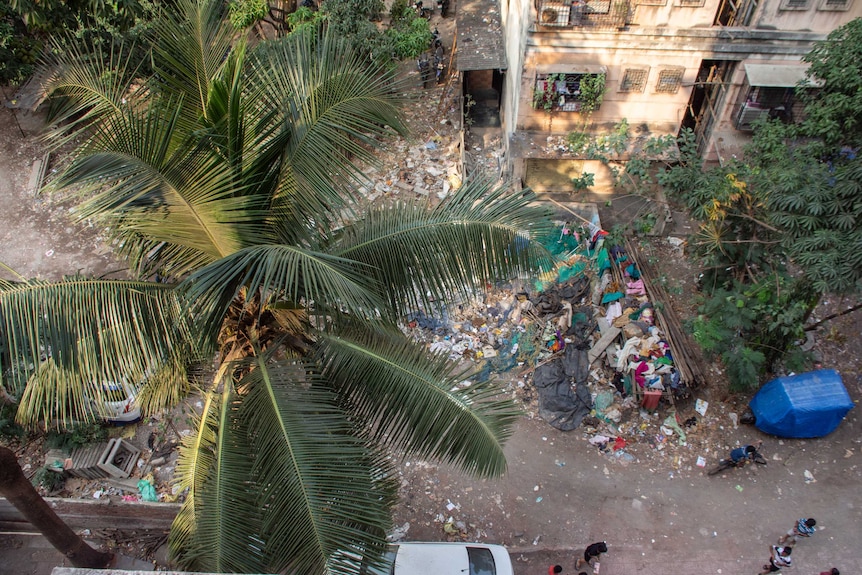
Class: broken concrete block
97,438,141,478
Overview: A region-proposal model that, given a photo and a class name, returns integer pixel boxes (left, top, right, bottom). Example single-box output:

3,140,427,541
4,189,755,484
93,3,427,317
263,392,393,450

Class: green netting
558,261,587,282
516,325,540,365
534,229,582,257
596,248,610,273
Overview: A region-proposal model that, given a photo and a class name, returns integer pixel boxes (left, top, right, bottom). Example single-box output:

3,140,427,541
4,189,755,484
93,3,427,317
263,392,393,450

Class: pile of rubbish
402,216,719,471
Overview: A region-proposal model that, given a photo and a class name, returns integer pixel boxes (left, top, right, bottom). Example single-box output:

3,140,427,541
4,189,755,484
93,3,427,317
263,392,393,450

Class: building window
655,69,684,93
533,72,606,112
619,69,648,93
636,0,667,5
817,0,851,9
779,0,810,9
677,0,705,6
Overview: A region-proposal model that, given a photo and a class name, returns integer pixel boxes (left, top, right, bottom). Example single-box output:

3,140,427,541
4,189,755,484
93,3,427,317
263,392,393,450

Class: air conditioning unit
736,102,769,131
540,2,572,26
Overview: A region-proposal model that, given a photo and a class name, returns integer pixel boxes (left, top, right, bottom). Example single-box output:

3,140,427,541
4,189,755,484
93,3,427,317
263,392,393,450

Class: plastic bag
137,479,158,502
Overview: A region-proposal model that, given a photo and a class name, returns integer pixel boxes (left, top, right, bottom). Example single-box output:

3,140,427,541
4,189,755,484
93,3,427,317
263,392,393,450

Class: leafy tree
0,1,554,574
666,19,862,388
748,18,862,295
1,0,157,84
0,1,41,83
385,1,431,60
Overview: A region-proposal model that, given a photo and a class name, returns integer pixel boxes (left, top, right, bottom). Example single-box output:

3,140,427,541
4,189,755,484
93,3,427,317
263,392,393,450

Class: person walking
819,569,839,575
778,518,816,545
548,565,563,575
575,541,607,570
759,545,792,573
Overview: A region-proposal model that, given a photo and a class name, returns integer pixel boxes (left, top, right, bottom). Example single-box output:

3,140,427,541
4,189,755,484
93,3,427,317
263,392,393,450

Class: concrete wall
500,0,534,164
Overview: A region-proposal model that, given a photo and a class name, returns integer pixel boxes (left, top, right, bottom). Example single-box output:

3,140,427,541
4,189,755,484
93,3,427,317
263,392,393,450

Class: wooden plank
588,325,621,364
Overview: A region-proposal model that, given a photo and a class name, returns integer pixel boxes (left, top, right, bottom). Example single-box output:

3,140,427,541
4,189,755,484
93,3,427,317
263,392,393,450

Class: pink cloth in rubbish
626,279,646,295
634,361,650,388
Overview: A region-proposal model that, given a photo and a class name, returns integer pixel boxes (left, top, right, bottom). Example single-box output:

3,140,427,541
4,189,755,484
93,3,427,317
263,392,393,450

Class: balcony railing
536,0,631,30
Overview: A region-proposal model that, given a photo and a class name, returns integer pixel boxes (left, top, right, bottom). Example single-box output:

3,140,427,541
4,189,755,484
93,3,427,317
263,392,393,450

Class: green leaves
26,2,557,573
318,329,520,478
333,178,554,316
0,278,190,427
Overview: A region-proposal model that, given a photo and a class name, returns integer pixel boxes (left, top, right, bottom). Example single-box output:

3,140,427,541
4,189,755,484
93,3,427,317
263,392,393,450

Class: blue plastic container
749,369,854,438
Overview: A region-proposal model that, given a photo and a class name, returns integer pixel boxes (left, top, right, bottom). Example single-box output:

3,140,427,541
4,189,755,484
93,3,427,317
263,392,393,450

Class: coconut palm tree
0,0,555,573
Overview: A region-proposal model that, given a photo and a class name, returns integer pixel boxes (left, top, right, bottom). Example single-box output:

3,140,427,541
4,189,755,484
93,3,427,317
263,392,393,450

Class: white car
369,542,514,575
96,380,142,424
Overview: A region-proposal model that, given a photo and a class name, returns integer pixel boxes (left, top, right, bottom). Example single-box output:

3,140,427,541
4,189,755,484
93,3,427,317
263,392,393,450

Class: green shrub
45,422,108,451
0,402,26,440
32,466,66,492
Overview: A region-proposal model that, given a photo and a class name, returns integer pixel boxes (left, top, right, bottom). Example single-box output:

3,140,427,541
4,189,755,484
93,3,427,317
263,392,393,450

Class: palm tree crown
0,1,555,572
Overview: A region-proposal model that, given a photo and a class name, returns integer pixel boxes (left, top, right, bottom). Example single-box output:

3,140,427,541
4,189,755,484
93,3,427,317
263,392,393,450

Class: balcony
535,0,631,30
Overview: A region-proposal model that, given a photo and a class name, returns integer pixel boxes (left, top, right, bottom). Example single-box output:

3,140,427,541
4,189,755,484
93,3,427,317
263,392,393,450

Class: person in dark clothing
575,541,607,570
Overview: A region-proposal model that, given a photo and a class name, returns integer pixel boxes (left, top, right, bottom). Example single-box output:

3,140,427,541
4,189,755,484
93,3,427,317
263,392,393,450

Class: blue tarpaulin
749,369,854,438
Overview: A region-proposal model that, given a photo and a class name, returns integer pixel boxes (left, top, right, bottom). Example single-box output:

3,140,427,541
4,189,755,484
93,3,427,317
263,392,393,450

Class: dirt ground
3,41,862,575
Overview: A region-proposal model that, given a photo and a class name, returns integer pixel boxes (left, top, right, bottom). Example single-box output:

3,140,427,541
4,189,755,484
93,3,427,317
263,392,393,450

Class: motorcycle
707,445,767,476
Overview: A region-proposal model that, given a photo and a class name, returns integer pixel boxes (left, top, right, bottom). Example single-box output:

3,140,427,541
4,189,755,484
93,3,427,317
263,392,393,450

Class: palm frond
248,28,409,227
50,103,270,273
180,245,385,339
134,360,193,417
40,40,145,148
333,178,555,316
317,330,520,478
238,351,395,575
170,386,266,573
0,278,193,427
152,0,238,120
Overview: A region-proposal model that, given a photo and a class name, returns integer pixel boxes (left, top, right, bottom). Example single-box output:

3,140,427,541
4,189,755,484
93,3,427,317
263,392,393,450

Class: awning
455,0,507,71
743,63,822,88
535,64,607,76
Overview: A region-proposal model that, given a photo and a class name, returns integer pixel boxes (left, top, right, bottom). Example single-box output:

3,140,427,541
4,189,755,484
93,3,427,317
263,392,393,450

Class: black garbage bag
561,343,589,384
533,359,593,431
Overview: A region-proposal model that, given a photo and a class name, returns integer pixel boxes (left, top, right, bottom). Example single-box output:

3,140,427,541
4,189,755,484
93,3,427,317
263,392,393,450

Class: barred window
818,0,851,9
655,69,684,94
619,69,648,93
678,0,705,6
780,0,810,9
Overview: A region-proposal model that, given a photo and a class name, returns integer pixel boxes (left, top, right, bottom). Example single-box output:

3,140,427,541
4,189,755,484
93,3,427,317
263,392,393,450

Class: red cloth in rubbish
634,361,650,388
613,437,627,451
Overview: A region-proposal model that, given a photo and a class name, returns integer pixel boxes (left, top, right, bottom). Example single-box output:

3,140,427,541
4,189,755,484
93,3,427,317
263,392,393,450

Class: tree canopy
0,0,554,573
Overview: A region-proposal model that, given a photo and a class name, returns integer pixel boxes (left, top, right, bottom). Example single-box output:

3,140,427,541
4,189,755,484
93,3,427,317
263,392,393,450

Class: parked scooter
418,54,431,89
414,0,432,19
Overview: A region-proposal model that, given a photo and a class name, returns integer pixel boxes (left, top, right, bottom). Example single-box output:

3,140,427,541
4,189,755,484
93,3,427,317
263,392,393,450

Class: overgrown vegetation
45,422,108,450
1,0,158,84
0,402,25,439
667,19,862,390
32,465,66,491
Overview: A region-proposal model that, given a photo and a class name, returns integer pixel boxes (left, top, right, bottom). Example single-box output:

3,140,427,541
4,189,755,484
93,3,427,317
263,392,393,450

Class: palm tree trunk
0,446,114,568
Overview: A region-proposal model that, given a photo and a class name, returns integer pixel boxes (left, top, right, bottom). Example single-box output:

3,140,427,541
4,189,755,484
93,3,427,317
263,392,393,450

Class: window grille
620,69,648,93
655,69,684,94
